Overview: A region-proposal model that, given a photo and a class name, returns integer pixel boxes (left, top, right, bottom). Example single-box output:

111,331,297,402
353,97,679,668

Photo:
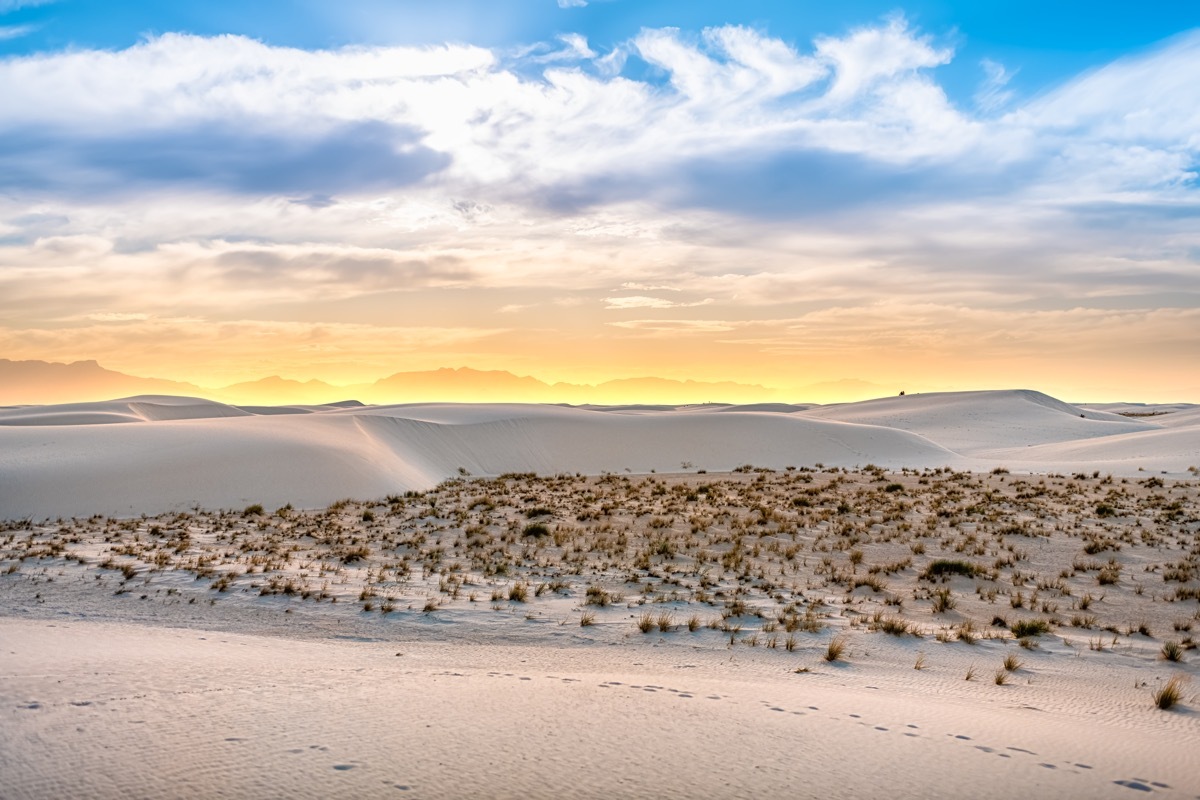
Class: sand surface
3,465,1199,799
2,390,1198,798
1,389,1196,519
2,616,1195,800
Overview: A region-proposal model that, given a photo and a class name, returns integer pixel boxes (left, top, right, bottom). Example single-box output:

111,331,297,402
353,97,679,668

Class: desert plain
2,389,1199,799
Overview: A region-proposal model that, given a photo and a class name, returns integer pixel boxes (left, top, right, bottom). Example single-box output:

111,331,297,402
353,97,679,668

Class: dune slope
1,390,1196,520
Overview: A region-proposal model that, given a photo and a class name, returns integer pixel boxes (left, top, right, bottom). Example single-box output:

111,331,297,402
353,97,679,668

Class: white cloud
813,15,951,103
556,0,587,7
0,0,54,12
975,58,1014,112
604,296,713,310
0,23,33,39
86,312,150,322
607,319,738,333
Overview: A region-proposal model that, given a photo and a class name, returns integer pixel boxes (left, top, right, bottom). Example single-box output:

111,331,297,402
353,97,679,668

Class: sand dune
0,390,1195,520
0,400,958,519
805,389,1156,452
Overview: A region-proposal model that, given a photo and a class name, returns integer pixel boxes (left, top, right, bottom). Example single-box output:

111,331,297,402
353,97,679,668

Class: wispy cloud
604,296,713,310
975,58,1015,112
0,0,55,12
0,23,33,39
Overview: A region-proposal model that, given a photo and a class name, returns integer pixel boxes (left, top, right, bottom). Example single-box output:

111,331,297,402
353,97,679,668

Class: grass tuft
1153,675,1187,710
1160,640,1185,663
824,634,848,662
1009,618,1051,638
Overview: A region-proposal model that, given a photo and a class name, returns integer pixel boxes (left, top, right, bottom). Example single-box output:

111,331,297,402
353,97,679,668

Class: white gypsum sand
1,390,1198,799
2,465,1199,799
0,389,1197,520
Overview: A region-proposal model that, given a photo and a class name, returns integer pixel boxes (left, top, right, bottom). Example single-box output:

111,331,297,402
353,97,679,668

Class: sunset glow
2,1,1198,403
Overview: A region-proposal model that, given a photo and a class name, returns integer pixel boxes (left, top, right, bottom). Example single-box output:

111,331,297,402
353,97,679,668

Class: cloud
0,121,450,197
86,312,150,322
813,15,951,103
607,319,738,333
556,0,587,7
975,58,1015,112
603,295,713,310
0,24,33,39
0,0,54,11
0,18,1197,397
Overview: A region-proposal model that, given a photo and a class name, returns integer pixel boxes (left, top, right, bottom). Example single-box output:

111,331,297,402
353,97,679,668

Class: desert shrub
1161,640,1186,663
922,560,981,579
824,635,848,662
1009,618,1051,638
1154,675,1187,710
931,588,957,613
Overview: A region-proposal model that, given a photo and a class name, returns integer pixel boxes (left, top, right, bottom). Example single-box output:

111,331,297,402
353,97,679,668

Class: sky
1,0,1198,401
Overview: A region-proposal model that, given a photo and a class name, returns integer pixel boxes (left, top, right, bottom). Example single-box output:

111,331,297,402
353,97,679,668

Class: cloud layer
0,18,1197,398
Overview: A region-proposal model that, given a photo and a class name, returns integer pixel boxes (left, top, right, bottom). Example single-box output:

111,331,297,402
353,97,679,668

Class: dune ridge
0,390,1195,520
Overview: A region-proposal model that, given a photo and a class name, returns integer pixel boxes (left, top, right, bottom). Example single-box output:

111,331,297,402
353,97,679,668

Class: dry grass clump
1160,640,1185,662
1153,675,1188,710
1009,618,1051,638
824,634,848,662
921,560,982,580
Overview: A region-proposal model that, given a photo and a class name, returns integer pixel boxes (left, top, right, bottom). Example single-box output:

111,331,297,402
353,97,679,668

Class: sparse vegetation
3,463,1196,719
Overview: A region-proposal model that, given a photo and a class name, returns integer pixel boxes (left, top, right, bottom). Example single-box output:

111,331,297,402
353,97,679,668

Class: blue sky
0,0,1198,399
6,1,1198,104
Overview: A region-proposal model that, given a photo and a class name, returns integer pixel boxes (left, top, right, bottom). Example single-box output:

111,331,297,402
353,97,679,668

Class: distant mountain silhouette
0,359,204,405
353,368,779,404
1,359,890,406
220,375,344,405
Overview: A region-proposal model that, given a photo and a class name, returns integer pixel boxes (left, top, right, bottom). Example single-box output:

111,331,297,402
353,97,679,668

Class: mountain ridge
2,358,839,406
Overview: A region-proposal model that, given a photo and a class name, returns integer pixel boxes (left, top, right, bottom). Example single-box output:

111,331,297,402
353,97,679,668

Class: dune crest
0,389,1195,519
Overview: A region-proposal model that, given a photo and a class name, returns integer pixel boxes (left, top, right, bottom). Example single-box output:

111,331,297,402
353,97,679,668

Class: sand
2,390,1198,798
0,389,1196,520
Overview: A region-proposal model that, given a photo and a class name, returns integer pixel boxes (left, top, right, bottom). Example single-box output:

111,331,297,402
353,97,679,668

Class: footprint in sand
1113,779,1153,792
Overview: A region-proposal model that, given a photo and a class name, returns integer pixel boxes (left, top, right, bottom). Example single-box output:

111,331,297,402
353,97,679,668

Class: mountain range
0,359,890,406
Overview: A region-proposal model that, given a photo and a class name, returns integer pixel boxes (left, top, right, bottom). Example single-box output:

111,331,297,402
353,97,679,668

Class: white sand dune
804,389,1156,452
0,401,959,519
981,425,1200,474
0,389,1196,520
0,395,252,426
